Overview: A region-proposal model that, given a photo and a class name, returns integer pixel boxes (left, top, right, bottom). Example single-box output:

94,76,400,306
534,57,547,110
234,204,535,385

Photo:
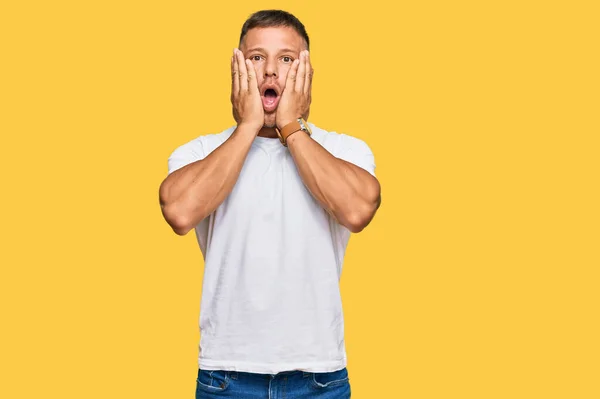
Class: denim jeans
195,367,351,398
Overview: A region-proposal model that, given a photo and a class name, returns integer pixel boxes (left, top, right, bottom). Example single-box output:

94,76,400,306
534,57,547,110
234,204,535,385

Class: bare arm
159,48,264,235
276,50,381,233
287,131,381,233
159,124,258,235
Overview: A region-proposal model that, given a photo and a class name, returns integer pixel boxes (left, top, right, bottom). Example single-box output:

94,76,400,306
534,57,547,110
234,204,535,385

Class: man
159,9,381,398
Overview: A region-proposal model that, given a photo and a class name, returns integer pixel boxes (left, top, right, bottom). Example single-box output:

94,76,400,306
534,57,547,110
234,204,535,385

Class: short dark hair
239,9,310,50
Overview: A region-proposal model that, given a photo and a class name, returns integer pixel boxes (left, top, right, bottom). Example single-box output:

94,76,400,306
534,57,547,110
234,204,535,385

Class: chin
263,115,277,128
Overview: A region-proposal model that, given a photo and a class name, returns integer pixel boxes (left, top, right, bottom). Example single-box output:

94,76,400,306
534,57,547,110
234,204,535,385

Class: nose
264,58,277,78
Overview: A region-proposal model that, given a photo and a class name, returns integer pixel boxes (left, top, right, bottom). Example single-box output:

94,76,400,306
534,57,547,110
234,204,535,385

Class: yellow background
1,1,598,398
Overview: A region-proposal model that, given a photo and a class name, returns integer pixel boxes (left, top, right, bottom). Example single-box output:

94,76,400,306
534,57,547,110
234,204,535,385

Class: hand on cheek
276,50,313,129
230,48,264,130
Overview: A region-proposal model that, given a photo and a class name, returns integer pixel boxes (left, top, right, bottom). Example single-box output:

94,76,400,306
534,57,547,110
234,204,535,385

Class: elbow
344,209,373,233
345,189,382,234
159,191,196,236
345,213,371,233
162,203,194,236
172,221,194,236
159,179,195,236
346,221,366,234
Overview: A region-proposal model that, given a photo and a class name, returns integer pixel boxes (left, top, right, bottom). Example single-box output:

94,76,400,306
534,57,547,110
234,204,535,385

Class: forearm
159,124,258,235
287,132,381,233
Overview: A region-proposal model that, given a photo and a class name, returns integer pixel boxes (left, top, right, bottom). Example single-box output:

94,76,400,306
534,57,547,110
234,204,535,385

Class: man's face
240,26,308,128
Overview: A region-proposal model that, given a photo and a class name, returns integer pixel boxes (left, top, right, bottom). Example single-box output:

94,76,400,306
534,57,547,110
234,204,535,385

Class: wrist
285,128,310,146
238,121,262,133
276,117,298,130
236,122,262,137
275,117,312,147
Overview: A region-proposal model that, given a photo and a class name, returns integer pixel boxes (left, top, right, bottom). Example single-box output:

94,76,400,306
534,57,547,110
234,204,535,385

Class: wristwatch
275,118,312,147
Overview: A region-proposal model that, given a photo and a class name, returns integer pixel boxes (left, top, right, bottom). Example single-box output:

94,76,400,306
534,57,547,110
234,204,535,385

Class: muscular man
159,9,381,398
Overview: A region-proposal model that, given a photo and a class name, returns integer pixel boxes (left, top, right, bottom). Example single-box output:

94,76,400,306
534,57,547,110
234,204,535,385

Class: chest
219,146,328,232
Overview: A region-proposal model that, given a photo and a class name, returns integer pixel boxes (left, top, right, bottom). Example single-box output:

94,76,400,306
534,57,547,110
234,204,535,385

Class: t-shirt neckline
243,122,317,150
252,135,285,150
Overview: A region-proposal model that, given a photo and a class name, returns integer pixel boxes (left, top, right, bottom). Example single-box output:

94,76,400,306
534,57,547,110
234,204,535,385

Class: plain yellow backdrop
1,1,598,398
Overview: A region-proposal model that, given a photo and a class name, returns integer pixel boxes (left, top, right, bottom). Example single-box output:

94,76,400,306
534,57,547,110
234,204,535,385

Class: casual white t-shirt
167,122,376,374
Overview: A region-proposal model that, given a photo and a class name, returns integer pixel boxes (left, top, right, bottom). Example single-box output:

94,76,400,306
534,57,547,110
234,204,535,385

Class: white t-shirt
167,122,376,374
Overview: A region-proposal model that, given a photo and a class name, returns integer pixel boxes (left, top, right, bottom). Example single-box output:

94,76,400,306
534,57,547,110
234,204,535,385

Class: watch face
298,118,312,135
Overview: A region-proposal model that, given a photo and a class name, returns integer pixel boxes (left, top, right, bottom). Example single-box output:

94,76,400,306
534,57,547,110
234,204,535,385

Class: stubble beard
263,111,277,128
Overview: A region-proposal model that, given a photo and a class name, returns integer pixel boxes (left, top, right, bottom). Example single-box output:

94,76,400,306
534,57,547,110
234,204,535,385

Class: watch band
276,119,311,147
280,121,302,145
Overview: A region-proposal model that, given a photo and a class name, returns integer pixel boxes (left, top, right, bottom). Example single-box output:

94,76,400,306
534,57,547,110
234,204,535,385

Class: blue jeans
195,367,351,398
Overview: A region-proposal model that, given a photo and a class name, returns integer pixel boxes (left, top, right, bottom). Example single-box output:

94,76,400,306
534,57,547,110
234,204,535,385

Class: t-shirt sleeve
167,138,206,175
335,134,377,178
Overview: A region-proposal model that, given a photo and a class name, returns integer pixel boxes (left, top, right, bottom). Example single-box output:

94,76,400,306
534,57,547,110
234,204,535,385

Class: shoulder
308,122,373,156
308,122,377,177
167,126,236,174
170,125,236,156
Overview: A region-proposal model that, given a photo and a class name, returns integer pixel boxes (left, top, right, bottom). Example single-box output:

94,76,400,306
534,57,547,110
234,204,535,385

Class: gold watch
275,118,312,147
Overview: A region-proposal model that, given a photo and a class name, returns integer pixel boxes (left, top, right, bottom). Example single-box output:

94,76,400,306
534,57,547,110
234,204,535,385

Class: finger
245,59,258,93
231,51,239,96
304,52,313,94
286,58,300,91
295,51,306,92
236,49,248,92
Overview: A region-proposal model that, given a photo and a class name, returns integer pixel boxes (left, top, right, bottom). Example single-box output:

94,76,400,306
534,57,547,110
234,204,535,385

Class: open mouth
261,87,280,112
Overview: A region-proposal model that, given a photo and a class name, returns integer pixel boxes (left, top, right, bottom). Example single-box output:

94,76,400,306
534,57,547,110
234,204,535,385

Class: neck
257,126,278,138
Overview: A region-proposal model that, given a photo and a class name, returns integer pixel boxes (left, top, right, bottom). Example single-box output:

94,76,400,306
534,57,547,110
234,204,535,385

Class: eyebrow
245,47,298,54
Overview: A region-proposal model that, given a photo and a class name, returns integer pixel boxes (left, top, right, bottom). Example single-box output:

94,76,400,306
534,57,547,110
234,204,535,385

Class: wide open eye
282,56,293,63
